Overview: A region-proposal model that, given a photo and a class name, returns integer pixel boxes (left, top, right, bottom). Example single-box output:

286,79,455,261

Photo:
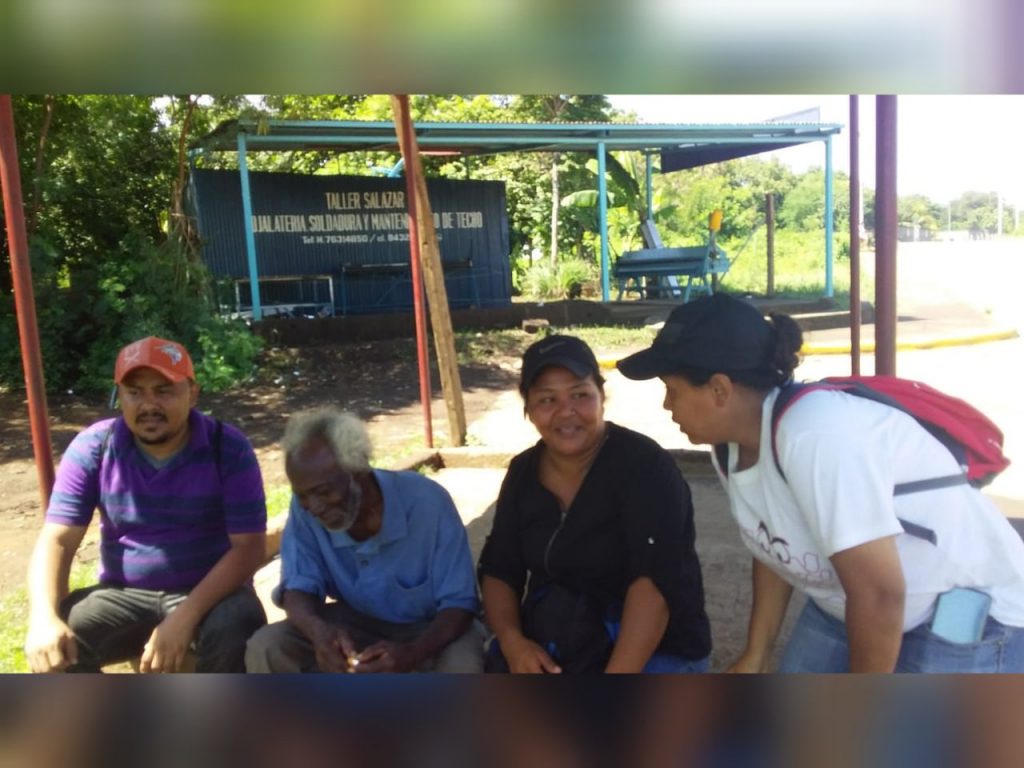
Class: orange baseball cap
114,336,195,383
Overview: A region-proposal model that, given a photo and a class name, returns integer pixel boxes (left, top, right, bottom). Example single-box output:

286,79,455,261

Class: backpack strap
776,382,977,545
97,419,117,483
718,383,947,545
772,382,970,495
713,443,730,476
713,383,812,479
213,418,224,481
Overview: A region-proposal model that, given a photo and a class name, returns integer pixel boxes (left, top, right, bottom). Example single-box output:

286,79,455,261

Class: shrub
520,258,597,300
0,236,261,394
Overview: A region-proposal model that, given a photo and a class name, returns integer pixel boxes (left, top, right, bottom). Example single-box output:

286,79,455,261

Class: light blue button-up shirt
278,469,479,624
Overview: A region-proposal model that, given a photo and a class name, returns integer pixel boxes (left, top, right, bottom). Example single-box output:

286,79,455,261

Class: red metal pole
874,95,898,375
0,94,55,510
848,95,861,375
396,95,433,449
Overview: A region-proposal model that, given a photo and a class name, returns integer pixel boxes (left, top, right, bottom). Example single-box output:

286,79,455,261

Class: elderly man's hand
350,640,419,673
309,622,358,673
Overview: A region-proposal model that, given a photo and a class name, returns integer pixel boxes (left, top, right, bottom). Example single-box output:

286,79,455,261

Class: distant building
897,222,935,242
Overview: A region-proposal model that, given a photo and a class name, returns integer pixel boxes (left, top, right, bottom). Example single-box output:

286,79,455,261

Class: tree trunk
170,95,199,259
549,153,560,266
27,95,55,237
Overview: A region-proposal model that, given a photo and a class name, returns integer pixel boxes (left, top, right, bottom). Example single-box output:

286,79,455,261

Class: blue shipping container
189,169,512,315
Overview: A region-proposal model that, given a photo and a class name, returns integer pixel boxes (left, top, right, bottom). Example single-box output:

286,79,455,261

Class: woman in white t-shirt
618,293,1024,673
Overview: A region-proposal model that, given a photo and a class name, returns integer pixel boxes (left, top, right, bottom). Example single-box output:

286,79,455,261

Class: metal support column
875,96,898,375
236,132,263,321
645,153,653,220
824,135,834,298
598,142,610,302
0,95,55,511
848,95,862,375
395,96,433,449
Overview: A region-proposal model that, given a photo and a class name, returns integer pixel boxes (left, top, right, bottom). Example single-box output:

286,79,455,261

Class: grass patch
556,325,658,351
454,329,531,365
720,229,874,304
266,484,293,521
456,324,656,367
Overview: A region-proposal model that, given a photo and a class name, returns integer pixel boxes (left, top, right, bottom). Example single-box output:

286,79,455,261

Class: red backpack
714,376,1011,544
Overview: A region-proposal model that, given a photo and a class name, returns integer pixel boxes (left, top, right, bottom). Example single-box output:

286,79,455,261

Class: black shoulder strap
713,443,729,476
769,382,811,481
97,419,116,481
213,418,224,482
713,384,806,480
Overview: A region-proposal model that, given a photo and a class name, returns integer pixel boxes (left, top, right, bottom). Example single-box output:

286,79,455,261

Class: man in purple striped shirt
24,336,268,673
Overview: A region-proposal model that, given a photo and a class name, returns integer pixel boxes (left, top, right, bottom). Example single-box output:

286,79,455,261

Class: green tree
777,168,849,233
951,190,999,234
505,95,613,265
1,95,260,393
897,194,943,233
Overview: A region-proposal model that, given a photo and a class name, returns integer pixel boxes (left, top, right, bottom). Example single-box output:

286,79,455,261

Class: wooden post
390,95,467,446
765,193,775,298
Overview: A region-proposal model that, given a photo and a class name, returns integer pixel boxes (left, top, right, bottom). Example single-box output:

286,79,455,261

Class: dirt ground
0,336,527,600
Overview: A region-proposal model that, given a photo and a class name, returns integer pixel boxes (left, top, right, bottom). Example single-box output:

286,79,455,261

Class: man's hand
501,633,562,674
350,640,419,673
309,622,357,673
139,607,199,673
25,615,78,673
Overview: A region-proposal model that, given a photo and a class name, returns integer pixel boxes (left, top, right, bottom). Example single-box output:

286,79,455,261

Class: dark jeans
60,584,267,673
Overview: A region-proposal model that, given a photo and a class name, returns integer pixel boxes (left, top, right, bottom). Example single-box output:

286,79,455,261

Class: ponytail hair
765,312,803,385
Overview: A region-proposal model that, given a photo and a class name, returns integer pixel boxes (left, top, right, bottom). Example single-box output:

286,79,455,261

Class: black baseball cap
617,294,772,380
520,335,600,393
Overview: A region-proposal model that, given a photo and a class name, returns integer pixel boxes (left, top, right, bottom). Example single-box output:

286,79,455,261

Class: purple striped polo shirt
46,409,266,591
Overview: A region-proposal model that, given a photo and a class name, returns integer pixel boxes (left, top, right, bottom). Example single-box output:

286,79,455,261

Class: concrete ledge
803,327,1019,355
438,446,518,469
391,449,444,473
791,303,875,332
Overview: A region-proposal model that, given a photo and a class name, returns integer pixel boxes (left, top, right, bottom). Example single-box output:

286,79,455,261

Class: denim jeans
640,651,711,673
60,583,267,672
603,617,710,673
778,597,1024,673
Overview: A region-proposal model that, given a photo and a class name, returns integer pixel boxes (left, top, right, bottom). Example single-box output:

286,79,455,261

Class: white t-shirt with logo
715,387,1024,630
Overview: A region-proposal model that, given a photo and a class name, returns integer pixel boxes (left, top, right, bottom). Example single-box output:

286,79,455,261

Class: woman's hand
725,649,770,673
501,632,562,674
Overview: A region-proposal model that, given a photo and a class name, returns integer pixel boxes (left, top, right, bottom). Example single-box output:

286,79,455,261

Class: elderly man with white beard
245,407,484,673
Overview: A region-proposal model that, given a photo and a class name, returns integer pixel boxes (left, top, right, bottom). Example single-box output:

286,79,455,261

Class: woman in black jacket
478,335,711,673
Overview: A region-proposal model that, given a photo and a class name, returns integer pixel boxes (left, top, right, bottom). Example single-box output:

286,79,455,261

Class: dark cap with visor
617,294,772,380
520,335,601,393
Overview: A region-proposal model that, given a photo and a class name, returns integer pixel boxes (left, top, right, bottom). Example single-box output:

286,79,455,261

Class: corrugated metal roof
193,118,842,165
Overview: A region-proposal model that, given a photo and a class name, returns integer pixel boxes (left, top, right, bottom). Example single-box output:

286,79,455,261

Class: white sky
608,95,1024,206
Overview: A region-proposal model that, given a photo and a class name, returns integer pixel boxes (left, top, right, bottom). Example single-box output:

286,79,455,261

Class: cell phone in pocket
930,588,992,644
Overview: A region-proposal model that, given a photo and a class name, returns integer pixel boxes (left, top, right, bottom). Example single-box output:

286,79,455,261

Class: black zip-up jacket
478,422,711,661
